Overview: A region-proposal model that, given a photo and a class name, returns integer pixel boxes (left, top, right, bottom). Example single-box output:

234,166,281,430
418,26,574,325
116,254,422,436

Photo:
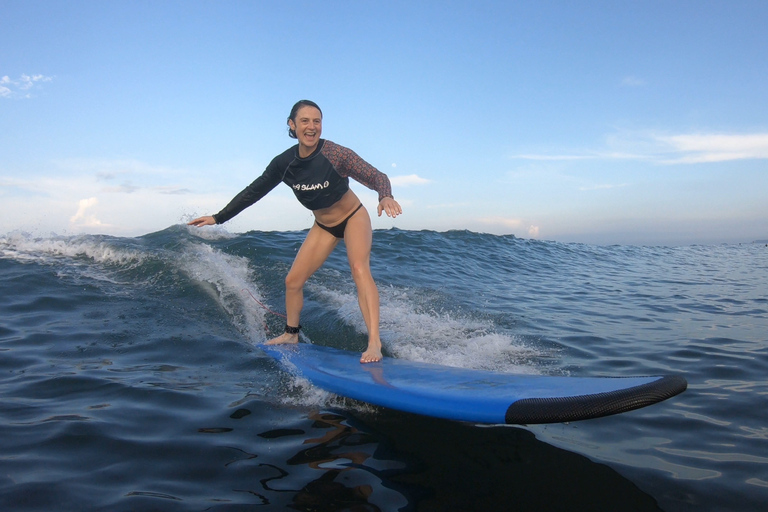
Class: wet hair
287,100,322,139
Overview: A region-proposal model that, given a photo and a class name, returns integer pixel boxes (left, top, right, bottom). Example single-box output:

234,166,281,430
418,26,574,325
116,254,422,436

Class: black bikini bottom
315,203,364,239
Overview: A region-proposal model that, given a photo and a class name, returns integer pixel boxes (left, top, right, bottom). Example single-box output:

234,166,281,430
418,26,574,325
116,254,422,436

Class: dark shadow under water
178,403,665,512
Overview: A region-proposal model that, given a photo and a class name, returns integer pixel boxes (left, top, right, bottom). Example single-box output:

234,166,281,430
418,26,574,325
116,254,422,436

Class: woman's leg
343,207,383,363
266,224,339,345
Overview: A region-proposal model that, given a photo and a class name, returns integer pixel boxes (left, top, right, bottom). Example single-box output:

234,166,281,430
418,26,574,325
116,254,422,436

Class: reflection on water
228,407,665,512
255,411,410,511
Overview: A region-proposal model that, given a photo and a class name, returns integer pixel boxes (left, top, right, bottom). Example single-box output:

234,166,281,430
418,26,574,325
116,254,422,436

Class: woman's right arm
188,163,284,227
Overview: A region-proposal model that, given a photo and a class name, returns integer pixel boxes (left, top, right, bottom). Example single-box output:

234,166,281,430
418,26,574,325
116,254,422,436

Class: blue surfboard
262,344,687,425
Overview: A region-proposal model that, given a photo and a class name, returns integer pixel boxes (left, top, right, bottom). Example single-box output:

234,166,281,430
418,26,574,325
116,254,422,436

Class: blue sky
2,0,767,245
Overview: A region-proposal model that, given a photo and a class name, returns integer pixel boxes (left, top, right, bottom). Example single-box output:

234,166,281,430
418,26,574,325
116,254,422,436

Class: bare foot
265,332,299,345
360,341,382,364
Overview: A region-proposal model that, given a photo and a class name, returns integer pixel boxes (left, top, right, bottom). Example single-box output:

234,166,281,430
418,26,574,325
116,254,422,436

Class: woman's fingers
378,198,402,218
188,216,215,227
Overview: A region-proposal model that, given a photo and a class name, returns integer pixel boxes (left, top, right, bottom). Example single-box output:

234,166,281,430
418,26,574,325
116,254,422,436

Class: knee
349,260,372,283
285,272,305,292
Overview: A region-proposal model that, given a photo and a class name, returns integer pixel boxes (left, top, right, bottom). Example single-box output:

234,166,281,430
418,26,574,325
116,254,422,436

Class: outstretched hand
377,197,402,218
188,216,216,227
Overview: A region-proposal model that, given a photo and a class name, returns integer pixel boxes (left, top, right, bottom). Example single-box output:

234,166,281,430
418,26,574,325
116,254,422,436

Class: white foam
274,368,380,414
178,242,270,342
310,284,541,374
0,231,145,267
183,223,237,241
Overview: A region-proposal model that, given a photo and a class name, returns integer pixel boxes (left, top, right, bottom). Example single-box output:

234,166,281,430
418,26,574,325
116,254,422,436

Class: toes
360,353,382,364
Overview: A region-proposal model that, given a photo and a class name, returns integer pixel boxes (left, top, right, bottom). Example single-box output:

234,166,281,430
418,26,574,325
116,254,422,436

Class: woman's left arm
325,142,394,198
323,141,404,218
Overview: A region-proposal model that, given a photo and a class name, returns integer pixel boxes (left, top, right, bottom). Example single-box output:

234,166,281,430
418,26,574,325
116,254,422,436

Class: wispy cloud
102,182,140,194
658,133,768,164
158,186,193,195
390,174,431,186
1,74,53,98
511,131,768,165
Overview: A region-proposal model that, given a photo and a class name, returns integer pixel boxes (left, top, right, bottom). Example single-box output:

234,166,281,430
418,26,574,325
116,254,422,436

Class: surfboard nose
504,375,688,424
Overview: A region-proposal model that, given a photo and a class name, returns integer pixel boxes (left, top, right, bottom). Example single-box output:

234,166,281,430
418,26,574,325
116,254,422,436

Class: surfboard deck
262,343,687,425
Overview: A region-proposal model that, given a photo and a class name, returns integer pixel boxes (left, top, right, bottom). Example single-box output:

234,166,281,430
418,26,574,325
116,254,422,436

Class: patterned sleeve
321,140,393,201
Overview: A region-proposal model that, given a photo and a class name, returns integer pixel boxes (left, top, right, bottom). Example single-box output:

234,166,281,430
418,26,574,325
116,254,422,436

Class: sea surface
1,226,766,511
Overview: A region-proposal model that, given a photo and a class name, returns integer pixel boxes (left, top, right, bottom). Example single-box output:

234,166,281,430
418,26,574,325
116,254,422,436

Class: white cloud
658,133,768,164
0,74,53,98
70,197,109,228
512,131,768,165
102,182,140,194
157,186,193,195
390,174,431,186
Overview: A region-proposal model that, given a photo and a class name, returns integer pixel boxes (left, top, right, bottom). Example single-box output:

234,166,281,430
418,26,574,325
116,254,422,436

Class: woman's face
289,106,322,152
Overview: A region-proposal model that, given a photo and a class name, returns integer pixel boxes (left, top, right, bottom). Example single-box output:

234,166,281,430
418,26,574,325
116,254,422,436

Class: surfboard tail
504,375,688,424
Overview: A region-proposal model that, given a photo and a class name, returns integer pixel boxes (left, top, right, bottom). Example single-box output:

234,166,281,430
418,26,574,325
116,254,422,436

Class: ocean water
1,226,766,512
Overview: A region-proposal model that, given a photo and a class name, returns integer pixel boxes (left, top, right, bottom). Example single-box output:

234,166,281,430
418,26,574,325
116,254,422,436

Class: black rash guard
212,139,393,224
